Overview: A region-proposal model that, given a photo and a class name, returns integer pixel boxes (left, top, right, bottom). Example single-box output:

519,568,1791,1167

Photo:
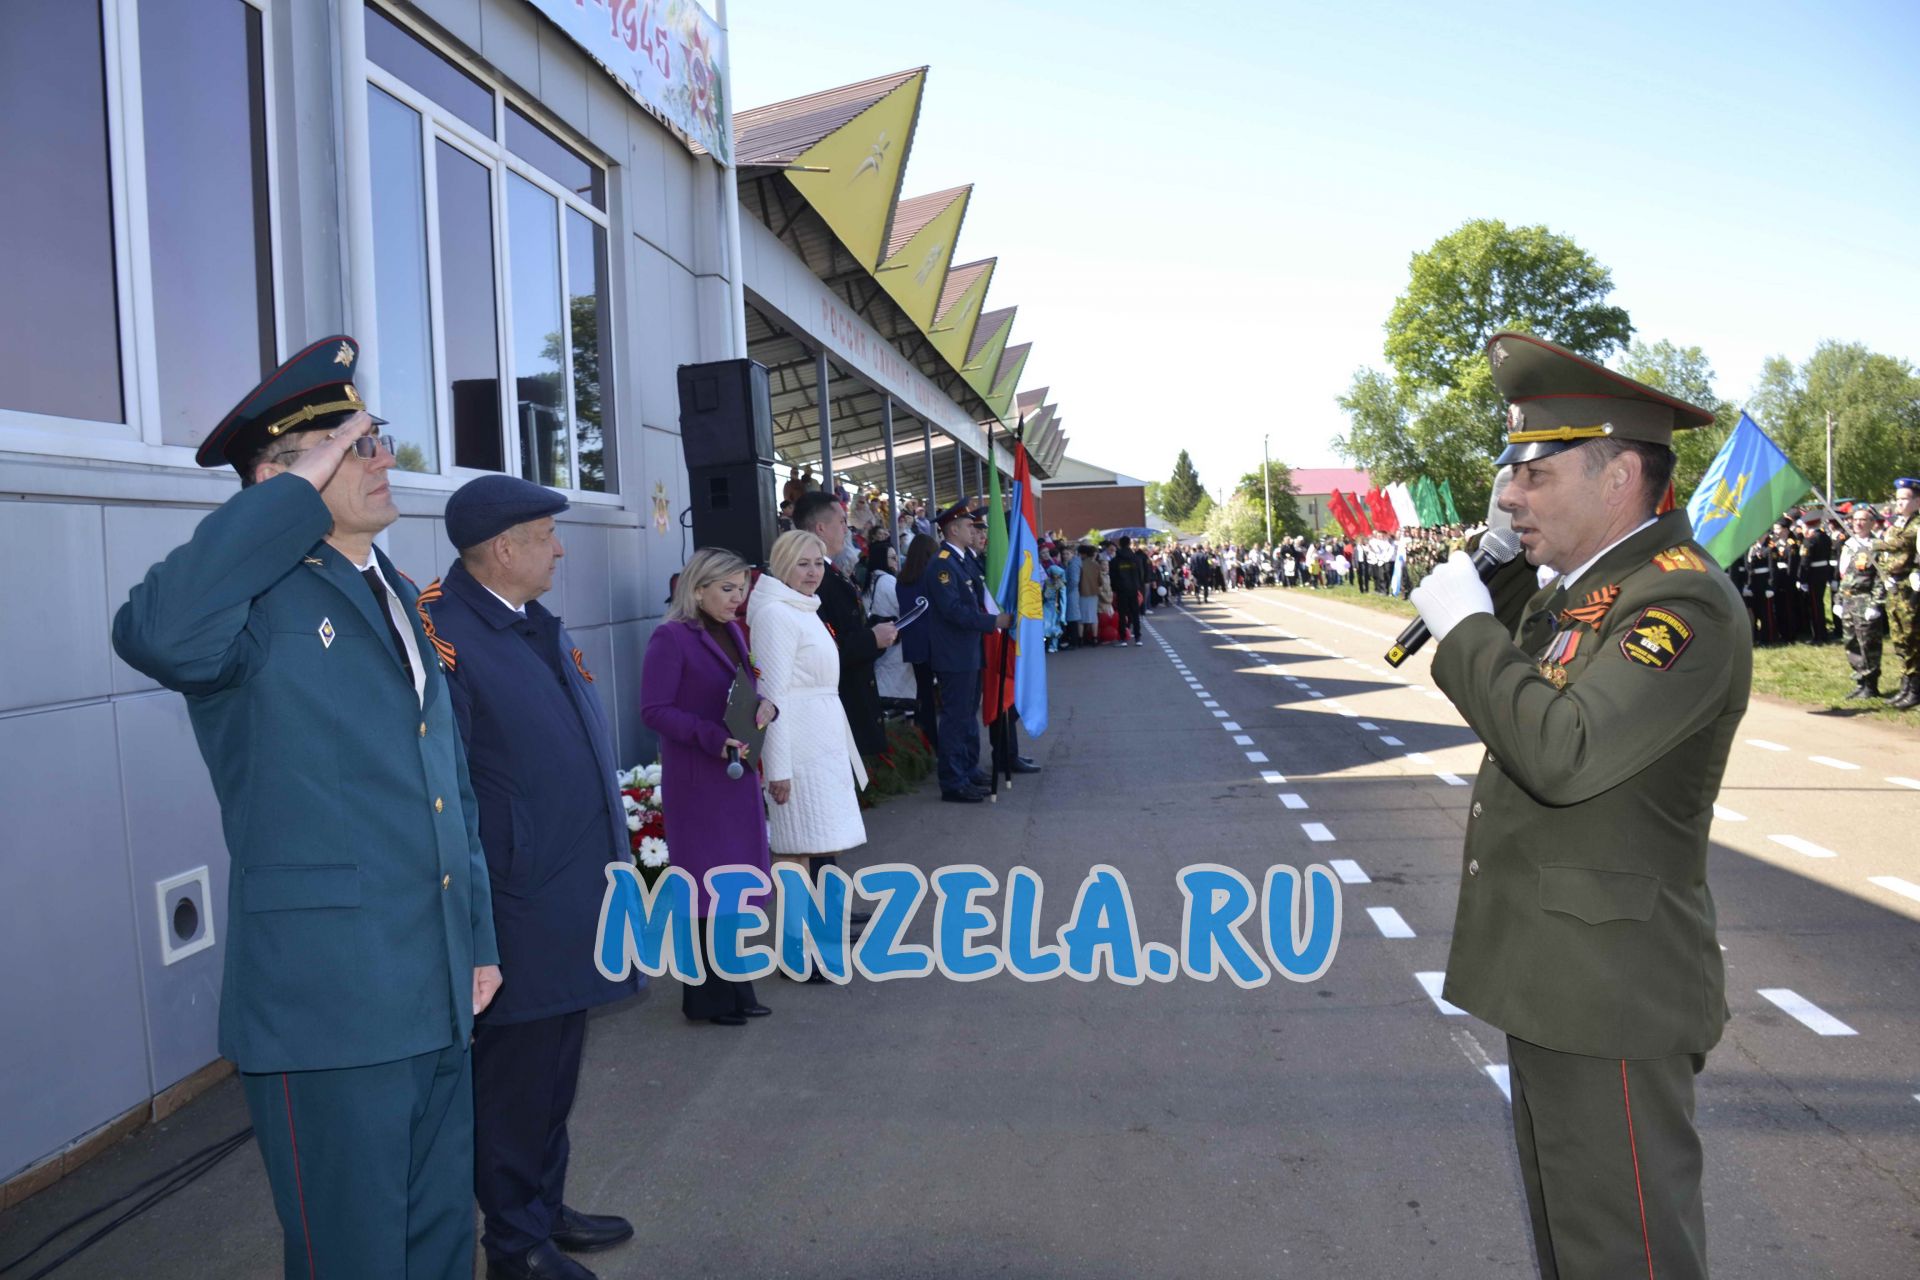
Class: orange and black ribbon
412,578,458,671
570,647,595,683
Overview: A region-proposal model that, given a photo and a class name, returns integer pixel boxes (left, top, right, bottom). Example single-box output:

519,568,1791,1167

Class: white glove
1410,550,1494,643
1910,570,1919,592
1485,467,1515,535
1866,606,1882,622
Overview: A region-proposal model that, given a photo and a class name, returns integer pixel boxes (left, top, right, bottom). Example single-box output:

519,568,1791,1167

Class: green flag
1413,476,1440,526
1438,479,1460,525
985,438,1009,594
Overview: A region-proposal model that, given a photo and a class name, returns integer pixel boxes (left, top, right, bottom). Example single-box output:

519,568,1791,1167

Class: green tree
1204,491,1267,548
1185,491,1215,530
1162,449,1204,522
1616,339,1739,500
1143,479,1165,517
1336,219,1634,518
1740,342,1920,503
1234,461,1306,540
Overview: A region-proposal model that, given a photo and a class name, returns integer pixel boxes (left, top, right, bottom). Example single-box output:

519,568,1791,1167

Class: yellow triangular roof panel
964,307,1015,398
876,186,969,330
930,258,994,368
786,69,926,268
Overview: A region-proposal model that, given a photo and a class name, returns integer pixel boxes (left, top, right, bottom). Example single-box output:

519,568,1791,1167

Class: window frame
0,0,286,468
363,9,618,503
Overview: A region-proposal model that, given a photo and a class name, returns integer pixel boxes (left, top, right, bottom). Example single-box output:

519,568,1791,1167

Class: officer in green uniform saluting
113,336,499,1279
1411,332,1749,1280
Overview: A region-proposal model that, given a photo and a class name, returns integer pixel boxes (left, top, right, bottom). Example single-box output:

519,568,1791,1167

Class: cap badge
1490,342,1509,369
333,341,354,367
318,618,336,649
1507,403,1525,431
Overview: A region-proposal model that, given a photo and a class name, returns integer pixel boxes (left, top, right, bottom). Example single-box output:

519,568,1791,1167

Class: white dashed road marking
1746,738,1790,752
1768,834,1838,859
1328,859,1369,883
1485,1065,1512,1101
1246,751,1268,763
1366,906,1414,938
1809,756,1859,771
1416,972,1467,1016
1869,876,1920,905
1380,735,1404,747
1358,722,1379,731
1711,804,1746,822
1757,989,1857,1036
1260,770,1288,785
1278,793,1307,810
1301,822,1334,842
1890,777,1920,791
1233,735,1255,746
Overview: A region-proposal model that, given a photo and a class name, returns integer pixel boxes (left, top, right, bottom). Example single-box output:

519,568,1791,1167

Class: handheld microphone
1384,528,1523,668
726,745,744,780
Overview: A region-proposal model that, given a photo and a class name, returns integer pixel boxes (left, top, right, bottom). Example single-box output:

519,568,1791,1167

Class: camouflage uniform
1873,510,1919,707
1835,531,1887,696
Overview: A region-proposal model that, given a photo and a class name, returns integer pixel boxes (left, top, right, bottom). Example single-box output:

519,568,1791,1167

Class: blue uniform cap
445,475,569,549
1896,477,1920,493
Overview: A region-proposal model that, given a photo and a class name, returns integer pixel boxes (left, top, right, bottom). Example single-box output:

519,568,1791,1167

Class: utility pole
1825,409,1834,510
1262,435,1274,545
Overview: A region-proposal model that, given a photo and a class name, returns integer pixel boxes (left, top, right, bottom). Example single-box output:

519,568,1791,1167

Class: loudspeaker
677,359,774,468
687,462,778,565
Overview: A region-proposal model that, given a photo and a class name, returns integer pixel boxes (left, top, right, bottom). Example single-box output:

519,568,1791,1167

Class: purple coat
639,618,770,913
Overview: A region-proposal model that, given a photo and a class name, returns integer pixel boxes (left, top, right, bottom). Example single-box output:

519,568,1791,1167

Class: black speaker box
686,463,777,565
677,359,774,468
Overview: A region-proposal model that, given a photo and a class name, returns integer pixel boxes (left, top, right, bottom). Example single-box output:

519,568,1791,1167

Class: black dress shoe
551,1205,635,1253
941,789,985,803
969,772,991,787
740,1003,772,1017
692,1012,746,1026
1011,757,1041,774
486,1240,596,1280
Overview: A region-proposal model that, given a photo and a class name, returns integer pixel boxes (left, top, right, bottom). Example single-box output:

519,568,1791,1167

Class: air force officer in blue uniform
113,337,499,1279
924,499,1011,801
423,476,640,1280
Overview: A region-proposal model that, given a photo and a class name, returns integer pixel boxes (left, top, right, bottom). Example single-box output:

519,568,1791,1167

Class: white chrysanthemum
635,763,661,787
622,794,642,832
650,783,663,809
638,836,669,868
618,765,645,789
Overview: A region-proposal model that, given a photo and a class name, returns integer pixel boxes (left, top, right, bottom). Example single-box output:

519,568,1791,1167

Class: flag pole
991,416,1025,797
1825,409,1834,511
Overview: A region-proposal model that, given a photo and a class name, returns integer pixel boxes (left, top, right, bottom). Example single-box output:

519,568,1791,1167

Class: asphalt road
3,585,1916,1278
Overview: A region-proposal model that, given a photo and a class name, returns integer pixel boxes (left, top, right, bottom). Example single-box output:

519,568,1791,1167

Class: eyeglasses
270,428,395,463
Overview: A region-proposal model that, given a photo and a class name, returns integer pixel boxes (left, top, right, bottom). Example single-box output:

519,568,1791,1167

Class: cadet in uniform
925,499,1010,802
1872,478,1920,709
424,476,641,1280
112,337,498,1279
1835,505,1888,699
1412,332,1748,1280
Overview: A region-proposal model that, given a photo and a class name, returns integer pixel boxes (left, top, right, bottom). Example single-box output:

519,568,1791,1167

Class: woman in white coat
748,531,868,973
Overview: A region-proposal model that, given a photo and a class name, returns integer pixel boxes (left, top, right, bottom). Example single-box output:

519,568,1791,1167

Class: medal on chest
1536,626,1583,689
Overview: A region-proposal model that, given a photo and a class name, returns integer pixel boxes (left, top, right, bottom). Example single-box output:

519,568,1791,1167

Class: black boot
1892,678,1918,710
1845,679,1880,700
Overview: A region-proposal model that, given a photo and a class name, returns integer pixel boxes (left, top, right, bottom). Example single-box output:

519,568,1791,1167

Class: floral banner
528,0,731,164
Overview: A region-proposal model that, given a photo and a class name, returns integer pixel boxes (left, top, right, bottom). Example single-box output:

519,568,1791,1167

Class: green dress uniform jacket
113,473,499,1073
1432,510,1749,1060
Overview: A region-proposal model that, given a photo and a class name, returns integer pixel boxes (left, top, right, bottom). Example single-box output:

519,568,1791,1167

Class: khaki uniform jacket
1432,510,1749,1059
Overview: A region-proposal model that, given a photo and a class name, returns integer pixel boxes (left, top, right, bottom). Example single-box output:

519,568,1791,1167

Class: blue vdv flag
1684,412,1813,568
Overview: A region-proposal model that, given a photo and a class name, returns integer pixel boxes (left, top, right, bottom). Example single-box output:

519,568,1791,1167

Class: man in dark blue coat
424,475,642,1280
113,337,498,1279
925,499,1011,802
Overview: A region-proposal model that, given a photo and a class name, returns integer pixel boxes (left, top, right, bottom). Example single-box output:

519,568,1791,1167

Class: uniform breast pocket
241,864,361,912
1537,865,1658,926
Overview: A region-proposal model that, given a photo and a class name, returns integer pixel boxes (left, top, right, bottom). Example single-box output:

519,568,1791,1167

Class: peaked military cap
936,497,980,526
1487,332,1714,467
445,474,569,549
195,334,386,470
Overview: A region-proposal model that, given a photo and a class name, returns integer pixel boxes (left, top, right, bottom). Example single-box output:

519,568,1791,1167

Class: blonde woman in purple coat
640,548,778,1026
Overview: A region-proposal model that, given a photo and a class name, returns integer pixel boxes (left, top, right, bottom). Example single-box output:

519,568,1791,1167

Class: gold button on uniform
419,722,427,737
1471,801,1483,818
441,874,451,890
1468,859,1480,877
433,796,444,813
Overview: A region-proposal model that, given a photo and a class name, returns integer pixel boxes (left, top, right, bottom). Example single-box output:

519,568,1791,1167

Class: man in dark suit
113,337,498,1279
425,476,641,1280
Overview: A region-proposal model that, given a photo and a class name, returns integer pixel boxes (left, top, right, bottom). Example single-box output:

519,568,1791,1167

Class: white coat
747,573,868,855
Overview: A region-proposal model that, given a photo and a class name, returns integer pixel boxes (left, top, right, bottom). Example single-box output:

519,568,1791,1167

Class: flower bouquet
618,763,670,886
858,719,938,809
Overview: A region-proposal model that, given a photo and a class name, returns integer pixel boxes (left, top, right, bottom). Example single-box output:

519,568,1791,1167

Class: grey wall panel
104,506,210,696
0,704,150,1179
658,139,695,270
610,522,647,624
116,693,228,1092
478,0,540,95
416,0,482,52
631,242,684,433
558,521,611,629
582,67,630,158
668,262,700,375
640,426,689,611
384,513,447,587
0,503,112,713
626,124,670,253
533,20,590,134
609,617,657,766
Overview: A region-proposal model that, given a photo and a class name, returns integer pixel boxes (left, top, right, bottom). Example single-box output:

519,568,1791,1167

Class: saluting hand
286,411,378,492
473,964,502,1016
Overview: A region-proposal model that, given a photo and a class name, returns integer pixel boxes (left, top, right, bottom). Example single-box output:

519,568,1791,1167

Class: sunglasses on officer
270,422,395,462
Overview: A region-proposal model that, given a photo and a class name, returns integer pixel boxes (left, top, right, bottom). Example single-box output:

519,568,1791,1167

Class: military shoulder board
1652,546,1709,573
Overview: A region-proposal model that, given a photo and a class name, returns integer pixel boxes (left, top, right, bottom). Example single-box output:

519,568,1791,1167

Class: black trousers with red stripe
241,1041,474,1280
1507,1035,1710,1280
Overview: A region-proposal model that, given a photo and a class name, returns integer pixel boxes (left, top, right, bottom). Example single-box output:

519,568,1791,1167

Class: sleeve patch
1619,606,1694,669
1652,546,1709,573
938,571,951,584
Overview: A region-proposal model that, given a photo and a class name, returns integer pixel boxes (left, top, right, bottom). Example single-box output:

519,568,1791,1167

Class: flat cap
445,475,568,549
1487,332,1715,467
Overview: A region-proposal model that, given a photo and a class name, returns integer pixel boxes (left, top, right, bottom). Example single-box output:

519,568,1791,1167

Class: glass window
1,0,124,423
436,141,503,471
507,104,604,210
142,0,275,448
365,5,493,138
566,208,613,492
507,174,568,488
368,88,438,472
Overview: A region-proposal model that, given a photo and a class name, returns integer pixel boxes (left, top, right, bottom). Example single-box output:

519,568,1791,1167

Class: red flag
1327,491,1359,538
1346,490,1375,534
1374,487,1401,534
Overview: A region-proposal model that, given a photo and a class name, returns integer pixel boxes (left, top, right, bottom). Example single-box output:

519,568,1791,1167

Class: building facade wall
1039,486,1147,541
0,0,731,1180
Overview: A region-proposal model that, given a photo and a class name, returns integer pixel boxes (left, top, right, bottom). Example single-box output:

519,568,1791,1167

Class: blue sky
729,0,1919,498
